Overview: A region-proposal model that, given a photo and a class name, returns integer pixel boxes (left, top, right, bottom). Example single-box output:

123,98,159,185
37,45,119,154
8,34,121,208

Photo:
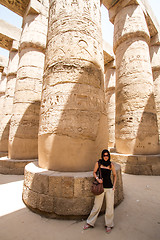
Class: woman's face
103,153,109,161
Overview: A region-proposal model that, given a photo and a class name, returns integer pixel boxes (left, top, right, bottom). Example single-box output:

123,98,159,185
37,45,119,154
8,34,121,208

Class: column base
111,153,160,175
0,156,38,175
0,151,8,157
22,162,124,219
108,147,116,153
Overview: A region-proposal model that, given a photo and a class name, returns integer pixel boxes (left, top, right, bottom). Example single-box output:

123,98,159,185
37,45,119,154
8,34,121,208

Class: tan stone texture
0,67,7,115
113,5,159,155
22,162,123,218
104,62,116,148
0,157,37,174
0,66,7,94
8,2,48,159
111,152,160,175
0,55,8,70
38,0,107,172
0,48,19,153
150,45,160,151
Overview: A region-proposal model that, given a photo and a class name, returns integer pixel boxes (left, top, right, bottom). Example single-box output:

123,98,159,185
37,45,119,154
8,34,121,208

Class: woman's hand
98,178,103,184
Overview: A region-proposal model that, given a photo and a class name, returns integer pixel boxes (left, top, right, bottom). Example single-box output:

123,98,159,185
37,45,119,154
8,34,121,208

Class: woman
83,149,117,233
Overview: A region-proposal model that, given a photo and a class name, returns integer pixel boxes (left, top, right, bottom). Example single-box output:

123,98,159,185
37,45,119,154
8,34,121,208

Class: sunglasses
103,154,109,157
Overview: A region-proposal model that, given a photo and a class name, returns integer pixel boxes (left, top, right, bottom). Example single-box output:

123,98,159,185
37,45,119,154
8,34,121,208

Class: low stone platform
0,152,8,157
22,162,123,219
0,157,38,175
111,153,160,175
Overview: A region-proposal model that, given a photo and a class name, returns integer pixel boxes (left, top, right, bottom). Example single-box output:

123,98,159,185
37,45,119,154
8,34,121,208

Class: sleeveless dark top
101,168,113,188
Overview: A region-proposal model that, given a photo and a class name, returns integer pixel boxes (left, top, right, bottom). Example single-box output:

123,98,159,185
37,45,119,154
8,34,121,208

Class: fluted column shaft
38,0,106,171
113,4,159,155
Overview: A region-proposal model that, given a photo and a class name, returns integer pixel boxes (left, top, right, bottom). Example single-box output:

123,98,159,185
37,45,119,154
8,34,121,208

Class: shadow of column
8,100,41,159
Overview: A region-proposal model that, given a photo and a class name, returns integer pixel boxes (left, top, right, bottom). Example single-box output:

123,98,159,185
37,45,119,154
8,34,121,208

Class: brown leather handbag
91,162,104,195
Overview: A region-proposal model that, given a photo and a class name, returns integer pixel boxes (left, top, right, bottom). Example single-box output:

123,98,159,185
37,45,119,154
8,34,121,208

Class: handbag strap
98,161,102,179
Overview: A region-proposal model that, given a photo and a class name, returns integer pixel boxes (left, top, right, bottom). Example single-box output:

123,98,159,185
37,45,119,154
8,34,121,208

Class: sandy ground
0,173,160,240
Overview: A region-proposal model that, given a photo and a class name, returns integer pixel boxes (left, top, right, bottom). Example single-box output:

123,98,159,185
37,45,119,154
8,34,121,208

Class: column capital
103,0,160,40
150,45,160,71
113,4,150,52
104,0,136,23
150,32,160,46
24,0,49,17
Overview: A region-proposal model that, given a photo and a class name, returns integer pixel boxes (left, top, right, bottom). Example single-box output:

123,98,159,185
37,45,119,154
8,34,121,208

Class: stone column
150,41,160,152
0,67,7,115
0,67,8,158
104,61,116,151
0,41,19,155
22,0,123,218
110,3,160,175
38,0,107,172
8,1,48,160
0,71,2,82
0,69,3,112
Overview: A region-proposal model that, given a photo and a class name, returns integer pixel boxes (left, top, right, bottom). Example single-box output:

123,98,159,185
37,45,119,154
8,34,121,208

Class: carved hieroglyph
113,5,159,155
38,0,107,171
8,4,48,159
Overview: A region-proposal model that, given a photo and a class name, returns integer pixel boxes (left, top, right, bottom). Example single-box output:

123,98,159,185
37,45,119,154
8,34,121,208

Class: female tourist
83,149,117,233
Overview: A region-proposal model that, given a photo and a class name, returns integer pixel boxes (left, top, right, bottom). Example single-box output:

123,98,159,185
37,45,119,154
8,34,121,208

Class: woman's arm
111,163,117,190
93,162,103,183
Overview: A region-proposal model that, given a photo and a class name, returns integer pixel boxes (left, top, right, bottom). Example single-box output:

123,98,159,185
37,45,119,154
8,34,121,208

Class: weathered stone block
152,164,160,175
22,186,38,209
24,168,35,189
111,153,160,175
31,173,49,195
38,194,54,213
0,157,37,175
49,176,62,197
138,156,147,164
61,177,74,198
53,197,94,216
74,177,93,198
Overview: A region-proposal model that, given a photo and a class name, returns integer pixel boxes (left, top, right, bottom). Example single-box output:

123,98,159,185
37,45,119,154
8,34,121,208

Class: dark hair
101,149,110,161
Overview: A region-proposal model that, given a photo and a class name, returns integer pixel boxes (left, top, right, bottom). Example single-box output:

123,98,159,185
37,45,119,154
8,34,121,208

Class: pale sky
0,0,160,58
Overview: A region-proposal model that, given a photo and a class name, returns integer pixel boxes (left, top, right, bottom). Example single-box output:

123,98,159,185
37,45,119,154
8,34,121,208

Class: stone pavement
0,173,160,240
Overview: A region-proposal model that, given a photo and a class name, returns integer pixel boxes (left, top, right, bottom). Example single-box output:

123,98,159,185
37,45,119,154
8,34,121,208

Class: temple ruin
0,0,160,218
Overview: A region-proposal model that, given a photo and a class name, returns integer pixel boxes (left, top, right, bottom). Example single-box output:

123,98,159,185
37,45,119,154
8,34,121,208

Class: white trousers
87,188,114,227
